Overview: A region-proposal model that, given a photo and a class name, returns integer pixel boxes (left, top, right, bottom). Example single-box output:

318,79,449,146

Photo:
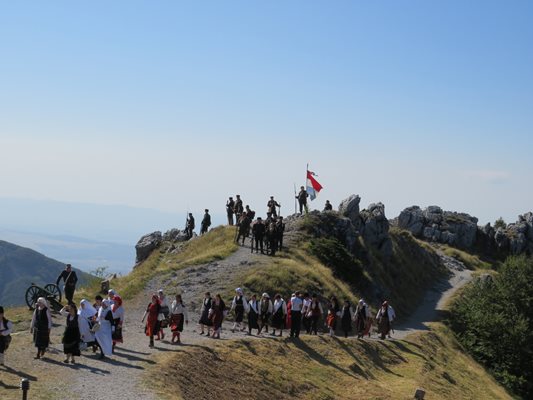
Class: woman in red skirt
142,294,160,348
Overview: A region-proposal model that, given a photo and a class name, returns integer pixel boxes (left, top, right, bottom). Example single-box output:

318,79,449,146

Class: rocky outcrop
502,212,533,255
360,202,393,257
397,206,478,249
135,231,162,264
338,194,363,231
163,228,189,243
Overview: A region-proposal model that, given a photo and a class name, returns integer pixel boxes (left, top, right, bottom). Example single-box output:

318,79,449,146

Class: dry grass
149,323,512,400
437,244,493,270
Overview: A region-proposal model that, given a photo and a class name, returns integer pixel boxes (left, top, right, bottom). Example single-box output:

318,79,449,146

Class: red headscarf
112,295,123,312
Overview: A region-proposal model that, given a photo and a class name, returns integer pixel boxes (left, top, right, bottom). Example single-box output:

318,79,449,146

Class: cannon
25,283,63,312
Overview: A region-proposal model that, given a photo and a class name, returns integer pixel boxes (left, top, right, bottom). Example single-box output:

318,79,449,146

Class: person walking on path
56,263,78,304
251,217,266,254
296,186,309,214
59,304,81,364
230,288,249,333
198,292,213,335
142,294,161,348
78,299,97,352
376,301,396,340
301,293,312,334
156,289,168,341
340,300,354,338
247,294,260,335
354,299,372,339
200,209,211,235
95,299,114,358
289,291,303,338
308,294,323,335
30,297,52,359
209,294,226,339
0,306,13,366
170,294,188,344
271,294,287,337
258,293,273,335
111,295,125,352
326,296,341,337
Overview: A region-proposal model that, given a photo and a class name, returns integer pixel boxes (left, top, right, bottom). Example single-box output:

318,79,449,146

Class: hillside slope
0,239,91,305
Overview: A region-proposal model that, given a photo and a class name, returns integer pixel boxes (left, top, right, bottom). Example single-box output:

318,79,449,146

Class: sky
1,1,532,231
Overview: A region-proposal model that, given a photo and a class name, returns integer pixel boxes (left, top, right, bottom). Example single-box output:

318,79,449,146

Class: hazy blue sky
1,1,532,226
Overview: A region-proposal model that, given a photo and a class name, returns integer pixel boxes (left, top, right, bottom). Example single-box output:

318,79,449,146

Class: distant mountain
0,240,92,306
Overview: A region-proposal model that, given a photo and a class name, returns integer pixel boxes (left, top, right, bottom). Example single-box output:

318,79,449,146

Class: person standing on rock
257,293,273,335
59,304,81,364
340,300,354,338
209,294,226,339
30,297,52,359
323,200,333,211
247,294,260,335
56,263,78,304
252,217,266,254
198,292,213,335
267,196,280,217
226,197,235,225
234,195,244,222
95,299,114,358
142,294,161,348
111,295,124,352
0,306,13,366
271,294,287,337
376,301,395,340
289,291,303,338
200,209,211,235
186,213,195,239
170,294,188,344
230,288,249,333
326,296,340,337
296,186,309,214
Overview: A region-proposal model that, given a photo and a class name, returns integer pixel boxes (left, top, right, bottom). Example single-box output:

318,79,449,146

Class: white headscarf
78,299,97,319
236,288,243,296
36,297,48,309
102,299,112,308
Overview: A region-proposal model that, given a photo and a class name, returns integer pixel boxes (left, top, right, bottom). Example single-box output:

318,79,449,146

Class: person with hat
323,200,333,211
271,294,288,337
354,299,371,339
186,213,195,239
200,209,211,235
251,217,266,254
267,196,280,217
226,197,235,225
233,195,244,222
308,294,323,335
230,288,249,333
56,263,78,304
296,186,309,214
95,299,115,358
257,293,273,335
376,300,396,340
59,303,81,364
30,297,52,359
0,306,13,366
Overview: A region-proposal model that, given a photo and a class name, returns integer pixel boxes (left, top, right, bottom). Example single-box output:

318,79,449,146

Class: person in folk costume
198,292,213,335
170,294,189,344
107,289,116,306
257,293,273,335
209,294,226,339
95,299,114,359
340,300,354,338
376,301,396,340
307,294,324,335
78,299,98,353
326,296,341,337
30,297,52,359
111,295,125,352
93,295,103,313
301,292,312,334
226,197,235,225
285,295,292,331
289,291,304,338
353,299,371,338
247,294,260,335
56,263,78,304
0,306,13,366
59,304,81,364
142,294,161,348
271,294,288,337
230,288,249,333
156,289,169,341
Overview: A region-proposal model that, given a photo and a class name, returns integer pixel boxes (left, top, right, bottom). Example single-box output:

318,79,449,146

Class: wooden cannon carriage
25,283,63,312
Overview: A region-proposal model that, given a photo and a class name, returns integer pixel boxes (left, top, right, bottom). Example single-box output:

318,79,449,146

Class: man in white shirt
290,291,303,338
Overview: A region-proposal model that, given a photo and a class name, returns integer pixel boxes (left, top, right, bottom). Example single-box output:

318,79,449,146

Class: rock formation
135,231,162,264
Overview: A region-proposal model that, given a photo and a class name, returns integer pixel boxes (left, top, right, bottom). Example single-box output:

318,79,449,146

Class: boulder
338,195,363,231
398,206,425,236
360,202,393,258
135,231,162,264
163,228,189,242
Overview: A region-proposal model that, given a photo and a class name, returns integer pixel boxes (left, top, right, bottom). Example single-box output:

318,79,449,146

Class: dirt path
1,242,475,399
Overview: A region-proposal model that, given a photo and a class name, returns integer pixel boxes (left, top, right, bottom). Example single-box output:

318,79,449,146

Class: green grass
437,244,493,270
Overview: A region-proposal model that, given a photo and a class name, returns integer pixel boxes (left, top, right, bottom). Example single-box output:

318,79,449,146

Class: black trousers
290,311,302,337
65,285,75,303
254,236,264,253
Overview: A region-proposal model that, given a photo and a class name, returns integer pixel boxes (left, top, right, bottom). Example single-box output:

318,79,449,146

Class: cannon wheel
25,285,43,309
44,284,62,303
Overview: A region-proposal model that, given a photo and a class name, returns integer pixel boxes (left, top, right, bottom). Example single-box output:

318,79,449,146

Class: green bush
450,256,533,398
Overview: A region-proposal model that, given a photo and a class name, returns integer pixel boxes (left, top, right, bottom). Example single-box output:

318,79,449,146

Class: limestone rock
338,194,363,231
360,202,393,258
135,231,162,264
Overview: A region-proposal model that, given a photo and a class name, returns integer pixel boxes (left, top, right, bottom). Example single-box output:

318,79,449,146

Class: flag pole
293,183,297,214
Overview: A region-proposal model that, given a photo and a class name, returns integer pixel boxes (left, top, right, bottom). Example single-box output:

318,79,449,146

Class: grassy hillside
148,323,511,400
0,240,92,306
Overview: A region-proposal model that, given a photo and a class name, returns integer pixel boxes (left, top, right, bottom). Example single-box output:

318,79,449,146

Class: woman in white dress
78,299,97,351
95,299,114,359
